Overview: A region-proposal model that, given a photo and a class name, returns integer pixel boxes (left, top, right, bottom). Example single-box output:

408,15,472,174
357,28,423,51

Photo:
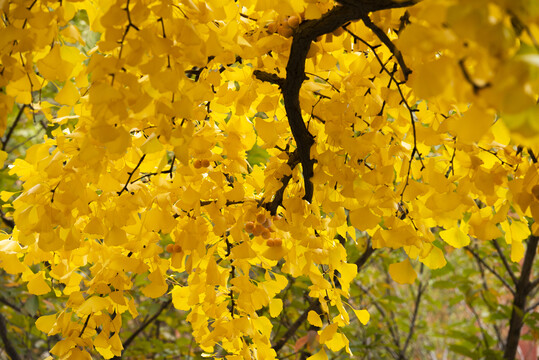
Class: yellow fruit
166,244,174,252
267,21,278,34
261,229,271,239
173,244,182,253
278,23,293,38
256,213,266,224
274,238,282,247
245,222,255,234
194,159,202,169
253,223,265,236
287,15,300,28
201,159,210,168
267,239,275,247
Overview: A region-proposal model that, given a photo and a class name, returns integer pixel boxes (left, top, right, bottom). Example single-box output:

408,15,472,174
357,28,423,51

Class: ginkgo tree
1,0,539,359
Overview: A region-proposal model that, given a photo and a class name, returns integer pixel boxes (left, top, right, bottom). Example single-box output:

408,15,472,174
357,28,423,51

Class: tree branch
504,236,539,360
361,15,411,80
491,239,518,286
275,0,420,203
2,104,26,151
117,154,146,196
401,265,425,358
113,299,172,359
465,246,515,295
0,313,21,360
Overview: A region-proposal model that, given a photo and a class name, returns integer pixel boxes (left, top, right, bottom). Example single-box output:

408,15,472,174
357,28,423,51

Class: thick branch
504,236,539,360
280,0,419,203
265,149,300,215
0,313,21,360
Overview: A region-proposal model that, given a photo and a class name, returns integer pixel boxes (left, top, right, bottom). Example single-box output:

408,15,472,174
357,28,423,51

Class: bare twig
401,265,425,357
465,246,515,295
361,15,411,80
2,104,26,151
118,154,146,195
491,239,518,285
114,299,172,359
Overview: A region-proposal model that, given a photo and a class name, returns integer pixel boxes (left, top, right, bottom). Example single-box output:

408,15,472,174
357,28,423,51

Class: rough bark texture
504,236,539,360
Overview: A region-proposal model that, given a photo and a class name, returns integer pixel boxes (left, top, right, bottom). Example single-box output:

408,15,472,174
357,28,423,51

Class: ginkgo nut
262,218,272,228
166,244,174,252
194,159,202,169
287,15,300,28
201,159,210,168
267,22,277,34
253,223,264,236
173,244,182,253
267,239,275,247
261,229,271,239
256,213,266,224
278,23,293,38
245,222,255,233
273,238,282,247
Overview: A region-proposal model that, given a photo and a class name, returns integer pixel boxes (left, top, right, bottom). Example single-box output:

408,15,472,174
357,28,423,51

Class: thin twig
361,15,411,80
491,239,518,285
2,104,26,151
401,265,425,357
465,246,515,295
118,154,146,195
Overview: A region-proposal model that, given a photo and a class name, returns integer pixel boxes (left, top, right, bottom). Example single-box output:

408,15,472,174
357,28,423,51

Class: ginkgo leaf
349,207,380,231
27,272,51,295
308,310,323,327
54,80,80,106
35,314,57,334
307,349,328,360
388,258,417,284
269,298,283,317
353,308,370,325
439,227,470,248
420,245,447,270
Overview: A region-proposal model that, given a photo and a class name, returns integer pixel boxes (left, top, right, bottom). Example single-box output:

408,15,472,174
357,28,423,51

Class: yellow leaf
171,285,190,311
511,240,525,262
353,308,370,325
27,272,51,295
104,226,128,246
142,268,168,298
420,245,447,269
307,349,328,360
307,310,323,327
54,80,80,106
269,298,283,317
439,227,470,248
349,207,380,231
388,258,417,284
447,106,493,144
35,314,57,334
0,253,26,274
0,150,7,167
319,323,338,344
